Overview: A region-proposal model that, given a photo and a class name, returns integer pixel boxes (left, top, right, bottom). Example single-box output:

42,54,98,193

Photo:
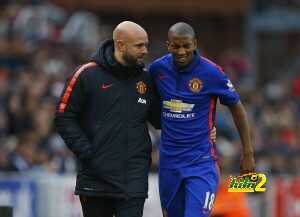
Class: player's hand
240,154,255,174
210,126,217,143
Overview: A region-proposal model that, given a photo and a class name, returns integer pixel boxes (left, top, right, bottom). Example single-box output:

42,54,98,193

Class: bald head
168,22,195,40
113,21,149,67
113,21,147,43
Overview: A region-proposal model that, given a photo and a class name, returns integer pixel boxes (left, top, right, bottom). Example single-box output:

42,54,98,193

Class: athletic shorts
159,161,220,217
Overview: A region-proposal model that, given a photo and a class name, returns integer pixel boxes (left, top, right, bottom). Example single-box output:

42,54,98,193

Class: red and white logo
100,83,114,90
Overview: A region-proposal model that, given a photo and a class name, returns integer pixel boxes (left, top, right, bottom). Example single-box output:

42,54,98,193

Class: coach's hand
240,153,255,174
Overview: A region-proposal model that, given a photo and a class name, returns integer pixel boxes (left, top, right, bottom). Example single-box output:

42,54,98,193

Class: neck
114,51,127,66
175,54,195,70
176,61,192,70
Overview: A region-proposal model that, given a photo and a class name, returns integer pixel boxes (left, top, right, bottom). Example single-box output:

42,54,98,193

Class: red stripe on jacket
58,62,97,113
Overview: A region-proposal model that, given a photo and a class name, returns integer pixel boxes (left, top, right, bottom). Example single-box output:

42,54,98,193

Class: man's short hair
168,22,195,39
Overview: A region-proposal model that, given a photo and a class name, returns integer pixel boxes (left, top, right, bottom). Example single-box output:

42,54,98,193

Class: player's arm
208,64,254,174
229,101,255,174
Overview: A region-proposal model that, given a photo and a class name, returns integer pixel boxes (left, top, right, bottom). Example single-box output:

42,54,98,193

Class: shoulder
200,56,225,78
149,54,171,74
64,62,102,92
140,67,152,82
72,62,98,79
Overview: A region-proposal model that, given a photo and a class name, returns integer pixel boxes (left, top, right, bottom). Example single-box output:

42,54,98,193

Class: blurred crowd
0,2,299,177
0,2,110,174
254,0,300,12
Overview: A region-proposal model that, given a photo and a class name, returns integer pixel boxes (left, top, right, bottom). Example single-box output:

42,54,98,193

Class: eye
183,44,192,49
135,43,148,49
171,44,180,49
135,44,143,48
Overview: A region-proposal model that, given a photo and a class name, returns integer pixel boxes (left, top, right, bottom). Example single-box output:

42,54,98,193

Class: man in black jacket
55,21,159,217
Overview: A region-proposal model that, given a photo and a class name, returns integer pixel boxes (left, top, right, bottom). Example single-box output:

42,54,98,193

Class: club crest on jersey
136,81,147,94
189,78,202,93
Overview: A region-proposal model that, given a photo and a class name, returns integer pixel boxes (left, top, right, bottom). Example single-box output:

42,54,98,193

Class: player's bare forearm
229,101,253,155
229,101,255,173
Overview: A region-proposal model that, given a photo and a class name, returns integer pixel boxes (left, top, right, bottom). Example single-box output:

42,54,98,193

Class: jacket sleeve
54,70,93,162
147,75,161,129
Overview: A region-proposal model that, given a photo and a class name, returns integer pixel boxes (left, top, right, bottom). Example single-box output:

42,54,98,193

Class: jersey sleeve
209,67,240,106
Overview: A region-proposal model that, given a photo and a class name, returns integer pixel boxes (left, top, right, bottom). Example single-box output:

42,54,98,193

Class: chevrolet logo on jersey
163,99,195,113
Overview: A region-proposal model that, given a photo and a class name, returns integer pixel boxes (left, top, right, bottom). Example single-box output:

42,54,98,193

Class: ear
193,39,198,49
166,41,171,52
116,40,125,52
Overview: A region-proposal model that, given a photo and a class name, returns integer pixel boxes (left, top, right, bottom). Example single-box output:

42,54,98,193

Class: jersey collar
171,50,201,73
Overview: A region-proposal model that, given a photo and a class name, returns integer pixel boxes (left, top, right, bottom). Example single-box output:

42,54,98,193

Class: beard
123,52,144,67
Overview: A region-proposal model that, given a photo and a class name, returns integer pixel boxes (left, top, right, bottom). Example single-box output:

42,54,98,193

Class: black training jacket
54,39,160,199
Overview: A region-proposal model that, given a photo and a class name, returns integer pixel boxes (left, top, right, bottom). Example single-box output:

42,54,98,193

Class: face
167,34,197,67
119,33,149,67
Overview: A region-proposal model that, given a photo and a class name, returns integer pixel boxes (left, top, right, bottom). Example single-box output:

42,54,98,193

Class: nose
141,46,148,55
177,48,186,56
